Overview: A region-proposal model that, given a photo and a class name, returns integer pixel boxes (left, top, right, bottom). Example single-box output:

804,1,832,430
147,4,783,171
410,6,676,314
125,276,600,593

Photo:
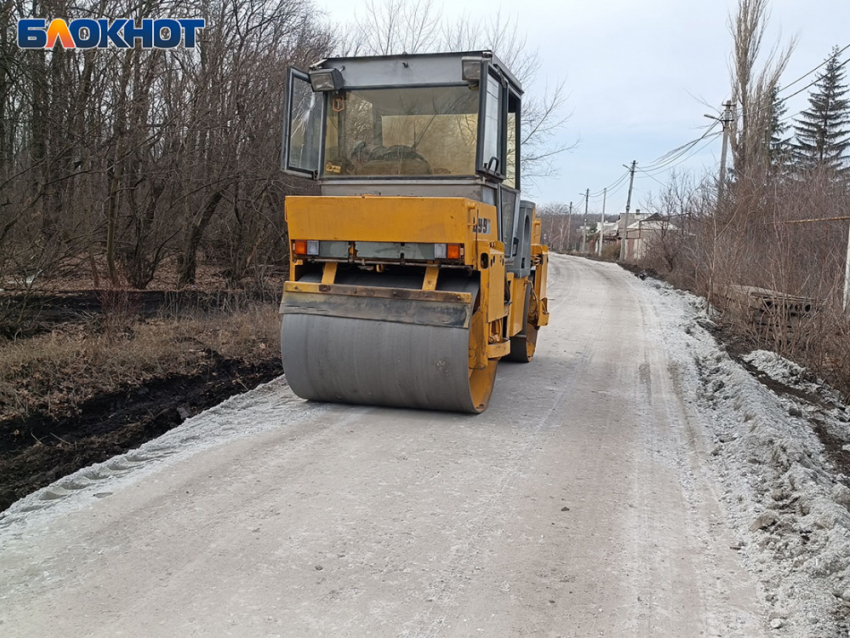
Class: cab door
281,68,324,179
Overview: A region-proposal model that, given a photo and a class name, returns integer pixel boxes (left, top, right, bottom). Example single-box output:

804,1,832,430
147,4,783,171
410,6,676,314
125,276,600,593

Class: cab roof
310,50,523,94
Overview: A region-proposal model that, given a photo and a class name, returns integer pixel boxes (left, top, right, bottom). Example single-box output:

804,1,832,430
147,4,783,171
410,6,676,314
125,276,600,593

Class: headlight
461,58,482,85
309,68,343,92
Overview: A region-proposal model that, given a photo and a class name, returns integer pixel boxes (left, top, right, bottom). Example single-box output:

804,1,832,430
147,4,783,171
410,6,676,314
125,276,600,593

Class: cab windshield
323,86,479,177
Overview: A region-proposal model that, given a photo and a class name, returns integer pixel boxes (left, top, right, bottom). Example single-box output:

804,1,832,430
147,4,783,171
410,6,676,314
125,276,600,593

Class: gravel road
0,255,769,637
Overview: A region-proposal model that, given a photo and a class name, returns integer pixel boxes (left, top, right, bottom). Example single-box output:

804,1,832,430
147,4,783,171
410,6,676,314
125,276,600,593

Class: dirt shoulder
0,296,282,512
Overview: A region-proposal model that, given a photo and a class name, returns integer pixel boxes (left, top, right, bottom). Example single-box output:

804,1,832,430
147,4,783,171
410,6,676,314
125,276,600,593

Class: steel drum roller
281,273,493,413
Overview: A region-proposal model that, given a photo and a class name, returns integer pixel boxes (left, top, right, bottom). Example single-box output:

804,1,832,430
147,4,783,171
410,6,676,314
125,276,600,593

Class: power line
589,169,630,199
635,168,666,186
590,173,628,198
588,177,630,204
583,108,724,209
602,176,632,198
641,121,720,171
641,129,722,174
631,133,721,189
590,177,628,201
586,45,850,201
739,52,850,121
773,54,850,127
586,131,722,215
624,47,847,192
778,43,850,95
640,133,722,176
778,54,850,105
582,126,722,212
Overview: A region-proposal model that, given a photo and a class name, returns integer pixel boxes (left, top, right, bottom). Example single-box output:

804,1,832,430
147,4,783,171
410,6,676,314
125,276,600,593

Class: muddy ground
0,355,281,512
0,288,282,512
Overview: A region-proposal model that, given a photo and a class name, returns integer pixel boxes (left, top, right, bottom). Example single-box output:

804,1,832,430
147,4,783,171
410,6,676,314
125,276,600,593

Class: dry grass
637,167,850,399
0,303,281,422
30,254,287,294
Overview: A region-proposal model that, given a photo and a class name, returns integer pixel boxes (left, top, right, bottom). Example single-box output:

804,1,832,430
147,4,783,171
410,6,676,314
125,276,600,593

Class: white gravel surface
1,255,847,636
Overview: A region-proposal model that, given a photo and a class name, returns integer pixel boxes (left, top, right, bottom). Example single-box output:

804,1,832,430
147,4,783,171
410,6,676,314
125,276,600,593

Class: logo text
17,18,205,49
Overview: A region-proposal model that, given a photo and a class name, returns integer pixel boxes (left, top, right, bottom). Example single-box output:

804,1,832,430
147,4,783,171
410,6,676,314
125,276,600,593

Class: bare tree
347,0,440,56
0,0,335,315
728,0,796,183
538,203,578,253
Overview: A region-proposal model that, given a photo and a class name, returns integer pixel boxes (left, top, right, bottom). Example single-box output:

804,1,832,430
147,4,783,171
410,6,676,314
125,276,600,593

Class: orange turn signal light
293,239,307,255
447,243,462,260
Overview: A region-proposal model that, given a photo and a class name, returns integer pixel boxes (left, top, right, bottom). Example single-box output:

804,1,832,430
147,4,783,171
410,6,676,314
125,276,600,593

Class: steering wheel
367,145,428,163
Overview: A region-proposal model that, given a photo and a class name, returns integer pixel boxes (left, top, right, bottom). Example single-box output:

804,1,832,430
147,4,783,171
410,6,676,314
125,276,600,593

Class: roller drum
281,274,490,413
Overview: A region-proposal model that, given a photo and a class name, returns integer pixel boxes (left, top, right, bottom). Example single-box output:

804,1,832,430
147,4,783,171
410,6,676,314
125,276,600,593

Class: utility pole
705,101,735,210
566,201,573,252
637,213,643,260
619,161,637,261
717,100,734,209
844,220,850,313
597,188,607,256
580,188,589,253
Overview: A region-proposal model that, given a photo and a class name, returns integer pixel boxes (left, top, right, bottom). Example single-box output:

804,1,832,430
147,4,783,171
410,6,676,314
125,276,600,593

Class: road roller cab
279,51,549,413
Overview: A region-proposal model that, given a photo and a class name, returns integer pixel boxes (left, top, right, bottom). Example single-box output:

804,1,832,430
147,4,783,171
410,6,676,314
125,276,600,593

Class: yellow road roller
279,51,549,413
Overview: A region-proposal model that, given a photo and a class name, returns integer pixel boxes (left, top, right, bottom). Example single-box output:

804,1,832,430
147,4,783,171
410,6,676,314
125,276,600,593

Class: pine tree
793,46,850,173
767,85,792,171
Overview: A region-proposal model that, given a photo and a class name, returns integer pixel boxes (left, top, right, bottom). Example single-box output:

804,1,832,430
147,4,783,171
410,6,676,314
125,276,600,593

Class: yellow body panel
531,245,550,328
284,280,473,304
468,305,488,371
481,245,506,323
532,218,543,245
286,195,499,270
507,274,528,337
487,341,511,358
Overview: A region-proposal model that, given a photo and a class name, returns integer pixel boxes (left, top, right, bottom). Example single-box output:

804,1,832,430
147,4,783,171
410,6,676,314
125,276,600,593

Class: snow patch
743,350,815,387
641,278,850,637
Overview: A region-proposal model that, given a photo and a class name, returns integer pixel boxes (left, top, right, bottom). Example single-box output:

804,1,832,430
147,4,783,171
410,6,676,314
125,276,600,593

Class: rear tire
505,281,538,363
506,322,538,363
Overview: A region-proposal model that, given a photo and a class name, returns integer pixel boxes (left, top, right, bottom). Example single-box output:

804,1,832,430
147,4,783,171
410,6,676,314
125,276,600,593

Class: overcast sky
314,0,850,214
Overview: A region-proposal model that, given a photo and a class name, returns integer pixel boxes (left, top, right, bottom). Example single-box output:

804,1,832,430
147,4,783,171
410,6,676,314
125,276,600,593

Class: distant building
616,211,648,230
620,213,676,261
587,220,620,254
